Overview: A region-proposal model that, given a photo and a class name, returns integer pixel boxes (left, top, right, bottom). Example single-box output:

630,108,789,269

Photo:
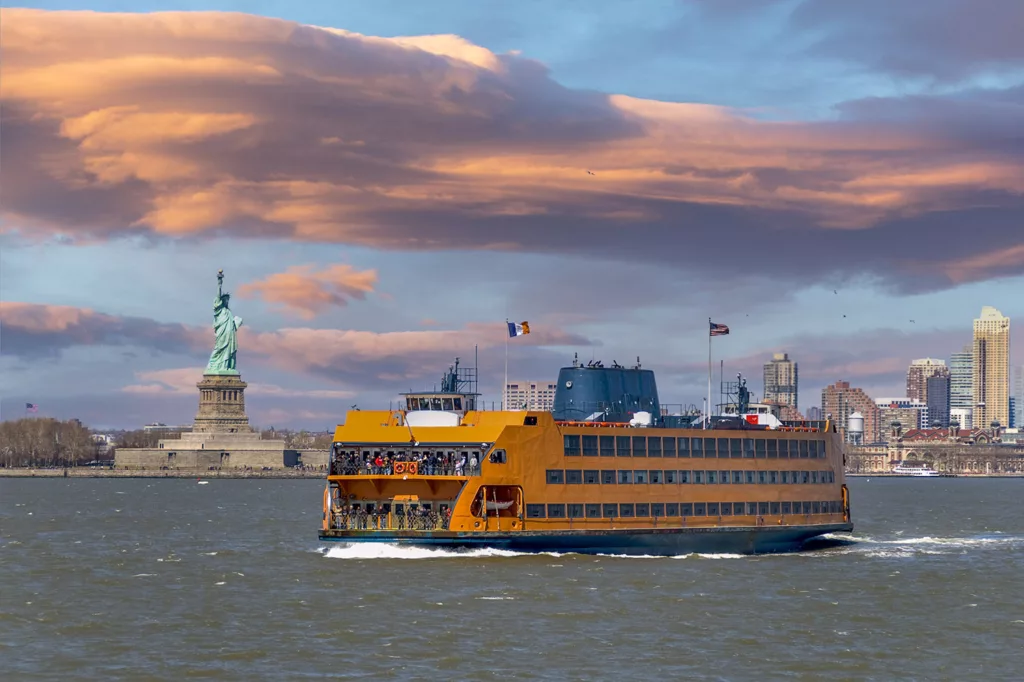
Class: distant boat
197,480,210,485
891,462,939,477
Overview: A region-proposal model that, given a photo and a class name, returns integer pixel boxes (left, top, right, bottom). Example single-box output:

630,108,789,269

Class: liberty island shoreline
0,467,325,479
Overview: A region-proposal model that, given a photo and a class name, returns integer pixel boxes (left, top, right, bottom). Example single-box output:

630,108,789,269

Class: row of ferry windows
546,469,836,485
563,435,826,459
526,500,843,519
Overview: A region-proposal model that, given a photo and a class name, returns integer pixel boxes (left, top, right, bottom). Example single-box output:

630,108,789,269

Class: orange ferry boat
320,358,853,555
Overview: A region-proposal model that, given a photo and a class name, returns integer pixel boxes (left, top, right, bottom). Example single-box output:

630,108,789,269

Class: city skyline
2,2,1023,429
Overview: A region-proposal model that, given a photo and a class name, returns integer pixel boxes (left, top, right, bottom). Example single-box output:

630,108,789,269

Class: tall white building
973,306,1011,428
504,380,558,411
1012,365,1024,428
763,352,798,409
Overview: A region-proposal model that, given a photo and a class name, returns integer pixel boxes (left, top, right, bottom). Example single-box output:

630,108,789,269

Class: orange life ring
394,462,407,474
407,462,419,475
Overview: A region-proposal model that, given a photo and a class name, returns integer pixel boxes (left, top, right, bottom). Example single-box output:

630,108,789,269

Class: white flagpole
706,317,712,429
503,319,509,411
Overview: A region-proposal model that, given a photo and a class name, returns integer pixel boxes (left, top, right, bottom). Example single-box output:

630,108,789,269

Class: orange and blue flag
508,321,530,338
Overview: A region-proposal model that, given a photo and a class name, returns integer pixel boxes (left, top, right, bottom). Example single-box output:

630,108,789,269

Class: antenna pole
503,319,509,411
706,317,711,429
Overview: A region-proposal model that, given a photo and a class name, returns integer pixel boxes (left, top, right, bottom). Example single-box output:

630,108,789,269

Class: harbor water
1,477,1022,680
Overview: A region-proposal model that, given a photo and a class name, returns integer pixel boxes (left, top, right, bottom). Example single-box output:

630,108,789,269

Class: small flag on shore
709,321,729,337
508,321,530,338
26,402,38,413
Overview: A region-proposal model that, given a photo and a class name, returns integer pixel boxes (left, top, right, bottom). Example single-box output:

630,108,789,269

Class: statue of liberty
206,270,243,374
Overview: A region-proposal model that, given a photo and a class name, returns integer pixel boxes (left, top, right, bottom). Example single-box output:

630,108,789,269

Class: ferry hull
318,523,853,556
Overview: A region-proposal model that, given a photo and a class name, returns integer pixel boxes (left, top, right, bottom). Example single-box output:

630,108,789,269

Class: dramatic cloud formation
2,9,1022,293
237,264,378,319
122,367,354,398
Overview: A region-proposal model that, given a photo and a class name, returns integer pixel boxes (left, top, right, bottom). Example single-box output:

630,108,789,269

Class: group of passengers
332,503,452,531
330,448,480,477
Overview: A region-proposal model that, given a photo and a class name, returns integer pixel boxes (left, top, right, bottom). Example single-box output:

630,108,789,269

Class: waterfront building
950,344,974,415
876,398,929,437
806,406,822,421
906,358,949,403
822,381,879,444
973,306,1011,428
926,375,951,427
763,352,798,410
504,380,558,411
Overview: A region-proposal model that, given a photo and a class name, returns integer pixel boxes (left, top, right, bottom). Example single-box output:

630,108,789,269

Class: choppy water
1,477,1022,681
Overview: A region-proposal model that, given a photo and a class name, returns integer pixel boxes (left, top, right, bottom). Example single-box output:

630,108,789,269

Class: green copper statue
206,269,243,375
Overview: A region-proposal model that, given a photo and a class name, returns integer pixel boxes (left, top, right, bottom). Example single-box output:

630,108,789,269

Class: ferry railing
330,509,451,531
330,458,481,477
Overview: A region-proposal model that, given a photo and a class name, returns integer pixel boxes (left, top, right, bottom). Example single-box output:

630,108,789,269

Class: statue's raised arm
206,269,242,375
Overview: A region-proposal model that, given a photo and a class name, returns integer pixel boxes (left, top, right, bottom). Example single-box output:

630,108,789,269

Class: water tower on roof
848,411,864,445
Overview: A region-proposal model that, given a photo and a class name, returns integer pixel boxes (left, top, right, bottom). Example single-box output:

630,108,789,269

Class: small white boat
485,500,514,511
891,462,940,477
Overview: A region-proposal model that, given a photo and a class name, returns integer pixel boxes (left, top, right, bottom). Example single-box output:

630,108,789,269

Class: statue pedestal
193,373,252,434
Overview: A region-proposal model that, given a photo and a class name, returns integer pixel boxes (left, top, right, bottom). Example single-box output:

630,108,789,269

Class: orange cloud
237,264,378,319
122,367,354,398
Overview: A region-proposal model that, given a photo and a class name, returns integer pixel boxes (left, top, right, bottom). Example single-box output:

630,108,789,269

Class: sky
2,0,1023,430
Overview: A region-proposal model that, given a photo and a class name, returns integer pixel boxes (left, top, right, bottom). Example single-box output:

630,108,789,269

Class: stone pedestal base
194,373,252,433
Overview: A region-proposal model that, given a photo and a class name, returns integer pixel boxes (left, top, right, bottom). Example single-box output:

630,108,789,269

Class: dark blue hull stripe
318,523,853,556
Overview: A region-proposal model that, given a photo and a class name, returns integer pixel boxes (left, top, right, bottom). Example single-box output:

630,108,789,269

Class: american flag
26,402,38,413
709,322,730,337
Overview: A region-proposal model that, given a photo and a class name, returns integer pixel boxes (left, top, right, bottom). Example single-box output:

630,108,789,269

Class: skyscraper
973,306,1010,428
821,380,879,444
906,358,949,403
1011,365,1024,429
949,344,974,419
926,375,951,427
763,352,798,409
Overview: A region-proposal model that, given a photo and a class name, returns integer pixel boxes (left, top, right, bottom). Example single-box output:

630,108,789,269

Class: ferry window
812,502,821,514
755,439,767,458
781,471,791,484
758,502,769,515
547,504,566,518
431,398,442,410
781,502,792,515
489,449,507,464
566,470,583,484
745,471,755,484
634,470,648,484
603,503,618,518
731,471,743,484
616,436,631,457
684,437,696,457
649,470,664,484
586,504,602,518
770,502,781,515
666,503,679,516
568,504,584,519
582,435,599,456
706,470,717,484
632,436,647,457
666,470,678,484
732,502,745,515
663,437,677,457
693,470,705,484
453,398,463,410
703,438,716,457
635,503,650,517
442,398,454,410
680,470,691,484
707,502,720,516
767,440,778,458
769,471,779,484
811,471,819,484
778,440,789,458
601,470,616,485
728,438,741,459
693,502,707,516
648,438,662,457
406,398,416,410
564,435,581,456
524,415,537,426
681,503,693,516
757,471,767,484
600,435,615,457
800,441,809,459
719,470,730,484
801,471,810,484
652,503,665,517
526,504,545,518
803,502,813,514
618,470,633,484
546,469,565,484
584,469,599,484
619,504,635,517
744,439,756,458
829,471,835,483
